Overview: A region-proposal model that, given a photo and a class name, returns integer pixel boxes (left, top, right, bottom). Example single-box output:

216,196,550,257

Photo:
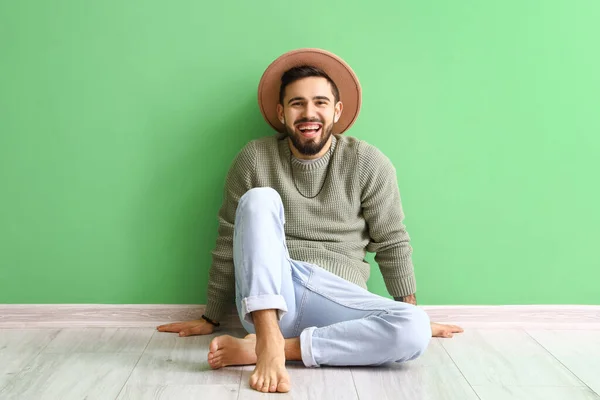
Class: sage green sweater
205,134,416,322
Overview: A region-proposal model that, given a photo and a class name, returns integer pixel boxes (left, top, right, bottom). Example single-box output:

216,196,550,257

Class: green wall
1,1,599,305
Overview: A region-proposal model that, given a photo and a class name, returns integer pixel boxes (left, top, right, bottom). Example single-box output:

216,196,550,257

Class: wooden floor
1,326,599,399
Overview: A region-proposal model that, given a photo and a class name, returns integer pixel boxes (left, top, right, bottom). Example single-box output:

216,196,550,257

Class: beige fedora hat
258,48,362,135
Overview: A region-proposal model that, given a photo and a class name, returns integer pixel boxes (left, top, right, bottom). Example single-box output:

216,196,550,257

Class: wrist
394,293,417,305
201,314,221,327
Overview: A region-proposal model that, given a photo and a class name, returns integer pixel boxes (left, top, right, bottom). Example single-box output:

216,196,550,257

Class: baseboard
423,305,600,329
1,304,599,329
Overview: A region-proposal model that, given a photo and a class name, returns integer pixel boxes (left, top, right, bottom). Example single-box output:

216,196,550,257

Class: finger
157,323,184,332
163,323,184,329
157,326,174,332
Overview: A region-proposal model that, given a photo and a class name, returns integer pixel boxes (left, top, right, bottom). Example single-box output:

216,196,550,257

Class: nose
301,103,318,119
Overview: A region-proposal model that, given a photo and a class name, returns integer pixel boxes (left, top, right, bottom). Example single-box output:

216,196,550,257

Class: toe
262,378,271,393
277,380,291,393
249,372,258,389
209,337,219,353
253,376,263,391
208,349,224,364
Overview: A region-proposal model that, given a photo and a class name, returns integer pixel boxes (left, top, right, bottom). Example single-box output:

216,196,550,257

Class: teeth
299,125,320,131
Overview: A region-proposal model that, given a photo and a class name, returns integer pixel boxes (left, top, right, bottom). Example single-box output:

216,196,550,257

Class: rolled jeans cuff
241,294,288,325
300,326,319,368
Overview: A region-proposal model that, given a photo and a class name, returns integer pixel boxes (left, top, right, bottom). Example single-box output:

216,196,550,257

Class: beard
284,118,334,156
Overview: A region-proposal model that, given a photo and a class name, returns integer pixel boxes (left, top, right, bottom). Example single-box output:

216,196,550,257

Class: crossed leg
209,188,433,393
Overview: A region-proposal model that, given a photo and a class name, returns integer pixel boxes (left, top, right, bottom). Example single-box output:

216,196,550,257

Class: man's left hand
431,322,464,338
396,294,417,305
395,294,464,337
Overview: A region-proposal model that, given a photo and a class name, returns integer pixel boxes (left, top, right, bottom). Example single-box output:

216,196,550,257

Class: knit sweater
205,134,416,322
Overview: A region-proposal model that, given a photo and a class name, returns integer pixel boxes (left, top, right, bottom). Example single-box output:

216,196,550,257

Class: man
158,48,463,393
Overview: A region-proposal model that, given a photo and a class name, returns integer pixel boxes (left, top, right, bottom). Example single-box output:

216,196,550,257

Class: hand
395,294,417,305
156,319,215,337
431,322,464,338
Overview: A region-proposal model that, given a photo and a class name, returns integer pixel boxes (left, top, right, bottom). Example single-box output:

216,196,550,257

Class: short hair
279,65,340,105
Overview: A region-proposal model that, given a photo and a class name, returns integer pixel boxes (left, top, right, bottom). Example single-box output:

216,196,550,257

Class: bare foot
208,334,257,369
431,322,464,338
249,336,291,393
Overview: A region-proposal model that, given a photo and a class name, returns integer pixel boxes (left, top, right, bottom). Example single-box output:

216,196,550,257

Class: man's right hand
156,319,215,337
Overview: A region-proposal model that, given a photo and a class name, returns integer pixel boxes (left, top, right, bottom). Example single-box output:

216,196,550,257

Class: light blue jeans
233,187,431,367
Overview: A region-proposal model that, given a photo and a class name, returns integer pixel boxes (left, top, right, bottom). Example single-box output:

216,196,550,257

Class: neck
288,136,333,160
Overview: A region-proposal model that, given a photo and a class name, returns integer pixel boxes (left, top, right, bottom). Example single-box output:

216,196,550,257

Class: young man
158,48,463,393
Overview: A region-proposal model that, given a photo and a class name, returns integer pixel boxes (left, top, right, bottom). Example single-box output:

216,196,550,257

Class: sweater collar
281,135,338,171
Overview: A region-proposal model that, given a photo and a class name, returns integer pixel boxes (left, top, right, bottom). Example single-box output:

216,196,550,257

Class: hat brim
258,48,362,135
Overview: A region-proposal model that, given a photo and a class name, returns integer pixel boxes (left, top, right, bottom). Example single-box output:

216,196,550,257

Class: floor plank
0,329,60,387
0,352,140,400
351,339,479,400
116,384,240,400
42,328,154,354
238,364,358,400
526,329,600,395
472,385,600,400
125,330,243,386
0,329,60,353
442,329,583,386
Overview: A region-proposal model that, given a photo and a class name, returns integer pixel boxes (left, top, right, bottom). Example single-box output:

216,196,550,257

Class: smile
296,123,323,138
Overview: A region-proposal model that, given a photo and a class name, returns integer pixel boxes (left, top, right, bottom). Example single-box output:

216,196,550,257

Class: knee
391,307,431,362
238,187,283,214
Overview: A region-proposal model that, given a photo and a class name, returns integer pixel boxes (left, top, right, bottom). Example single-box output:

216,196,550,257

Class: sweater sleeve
204,141,257,322
358,142,416,298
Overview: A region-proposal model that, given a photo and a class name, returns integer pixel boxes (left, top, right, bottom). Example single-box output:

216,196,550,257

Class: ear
334,101,343,123
277,104,284,124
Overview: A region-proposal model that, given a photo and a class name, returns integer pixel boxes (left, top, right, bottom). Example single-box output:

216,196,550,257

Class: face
277,77,343,157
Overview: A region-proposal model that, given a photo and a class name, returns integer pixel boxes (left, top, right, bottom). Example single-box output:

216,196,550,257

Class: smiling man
158,48,463,393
